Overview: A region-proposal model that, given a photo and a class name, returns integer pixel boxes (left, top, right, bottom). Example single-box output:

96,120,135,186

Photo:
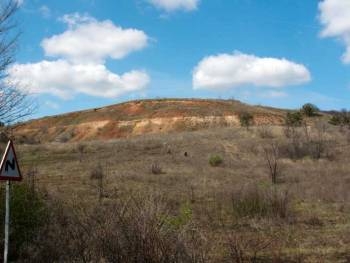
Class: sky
5,0,350,118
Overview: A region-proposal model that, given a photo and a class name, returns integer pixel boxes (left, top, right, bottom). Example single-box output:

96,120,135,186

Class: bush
227,232,278,263
278,140,327,160
329,115,342,126
301,103,319,117
278,123,332,160
257,125,274,139
239,112,253,129
90,164,104,180
231,185,292,219
209,155,223,167
27,196,206,263
0,183,47,261
90,164,105,202
285,112,303,127
151,162,163,174
164,202,192,229
329,109,350,126
55,131,74,143
263,143,280,184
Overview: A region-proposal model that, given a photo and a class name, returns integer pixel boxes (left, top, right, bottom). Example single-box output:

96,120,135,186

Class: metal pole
3,181,9,263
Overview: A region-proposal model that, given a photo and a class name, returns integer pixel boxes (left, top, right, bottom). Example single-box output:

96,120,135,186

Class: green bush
329,115,342,125
301,103,319,117
285,111,303,127
239,112,253,129
0,183,47,261
329,109,350,126
164,202,192,229
209,155,223,167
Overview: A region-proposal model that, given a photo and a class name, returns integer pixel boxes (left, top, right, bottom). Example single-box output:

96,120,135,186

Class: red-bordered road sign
0,140,22,181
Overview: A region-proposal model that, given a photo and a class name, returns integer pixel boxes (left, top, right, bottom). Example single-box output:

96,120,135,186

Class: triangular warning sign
0,140,22,181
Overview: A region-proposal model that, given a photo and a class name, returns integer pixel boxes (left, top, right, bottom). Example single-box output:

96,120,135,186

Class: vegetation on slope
4,114,350,262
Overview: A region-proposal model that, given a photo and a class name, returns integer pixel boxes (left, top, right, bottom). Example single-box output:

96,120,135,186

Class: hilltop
12,99,287,143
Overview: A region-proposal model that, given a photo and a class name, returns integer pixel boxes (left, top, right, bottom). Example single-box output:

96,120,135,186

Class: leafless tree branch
0,1,36,125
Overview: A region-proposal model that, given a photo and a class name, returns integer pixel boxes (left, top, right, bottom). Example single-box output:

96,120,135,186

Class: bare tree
263,142,280,184
0,0,35,125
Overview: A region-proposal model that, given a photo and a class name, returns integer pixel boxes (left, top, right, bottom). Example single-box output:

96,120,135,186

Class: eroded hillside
13,99,286,143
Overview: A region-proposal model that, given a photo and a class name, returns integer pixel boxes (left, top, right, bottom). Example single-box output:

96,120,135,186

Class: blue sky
8,0,350,118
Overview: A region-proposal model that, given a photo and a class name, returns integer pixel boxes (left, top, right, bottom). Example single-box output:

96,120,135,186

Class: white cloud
59,12,96,27
193,52,311,90
7,60,150,99
6,13,151,99
319,0,350,63
41,13,148,63
39,5,51,18
148,0,199,12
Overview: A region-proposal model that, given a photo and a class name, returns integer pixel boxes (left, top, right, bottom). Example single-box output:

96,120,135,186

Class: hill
12,99,286,143
5,99,350,262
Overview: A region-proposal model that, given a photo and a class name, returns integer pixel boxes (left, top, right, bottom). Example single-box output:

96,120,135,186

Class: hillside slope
13,99,286,143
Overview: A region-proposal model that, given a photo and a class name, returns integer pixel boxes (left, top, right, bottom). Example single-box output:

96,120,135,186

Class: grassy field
6,116,350,262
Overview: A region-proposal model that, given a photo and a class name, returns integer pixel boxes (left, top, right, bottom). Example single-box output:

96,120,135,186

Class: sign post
4,181,9,263
0,140,22,263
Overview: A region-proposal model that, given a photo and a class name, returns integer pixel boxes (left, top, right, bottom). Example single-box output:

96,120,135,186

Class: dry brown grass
10,118,350,262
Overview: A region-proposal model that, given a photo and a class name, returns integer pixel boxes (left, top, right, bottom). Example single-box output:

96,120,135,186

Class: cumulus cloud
192,52,311,90
148,0,199,12
7,60,150,99
6,13,151,99
319,0,350,63
42,13,148,63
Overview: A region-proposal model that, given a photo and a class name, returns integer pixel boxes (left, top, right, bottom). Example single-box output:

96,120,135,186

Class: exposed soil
12,99,286,142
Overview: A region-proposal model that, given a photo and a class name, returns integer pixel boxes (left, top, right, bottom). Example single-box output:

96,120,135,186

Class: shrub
278,140,328,160
263,142,280,184
231,185,292,219
239,112,253,130
329,109,350,126
90,164,104,180
278,122,332,160
151,162,163,174
209,155,223,167
55,131,74,143
301,103,319,117
90,164,105,202
227,232,278,263
164,202,193,229
27,196,206,263
257,125,274,139
0,183,47,261
284,112,303,127
329,115,342,126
